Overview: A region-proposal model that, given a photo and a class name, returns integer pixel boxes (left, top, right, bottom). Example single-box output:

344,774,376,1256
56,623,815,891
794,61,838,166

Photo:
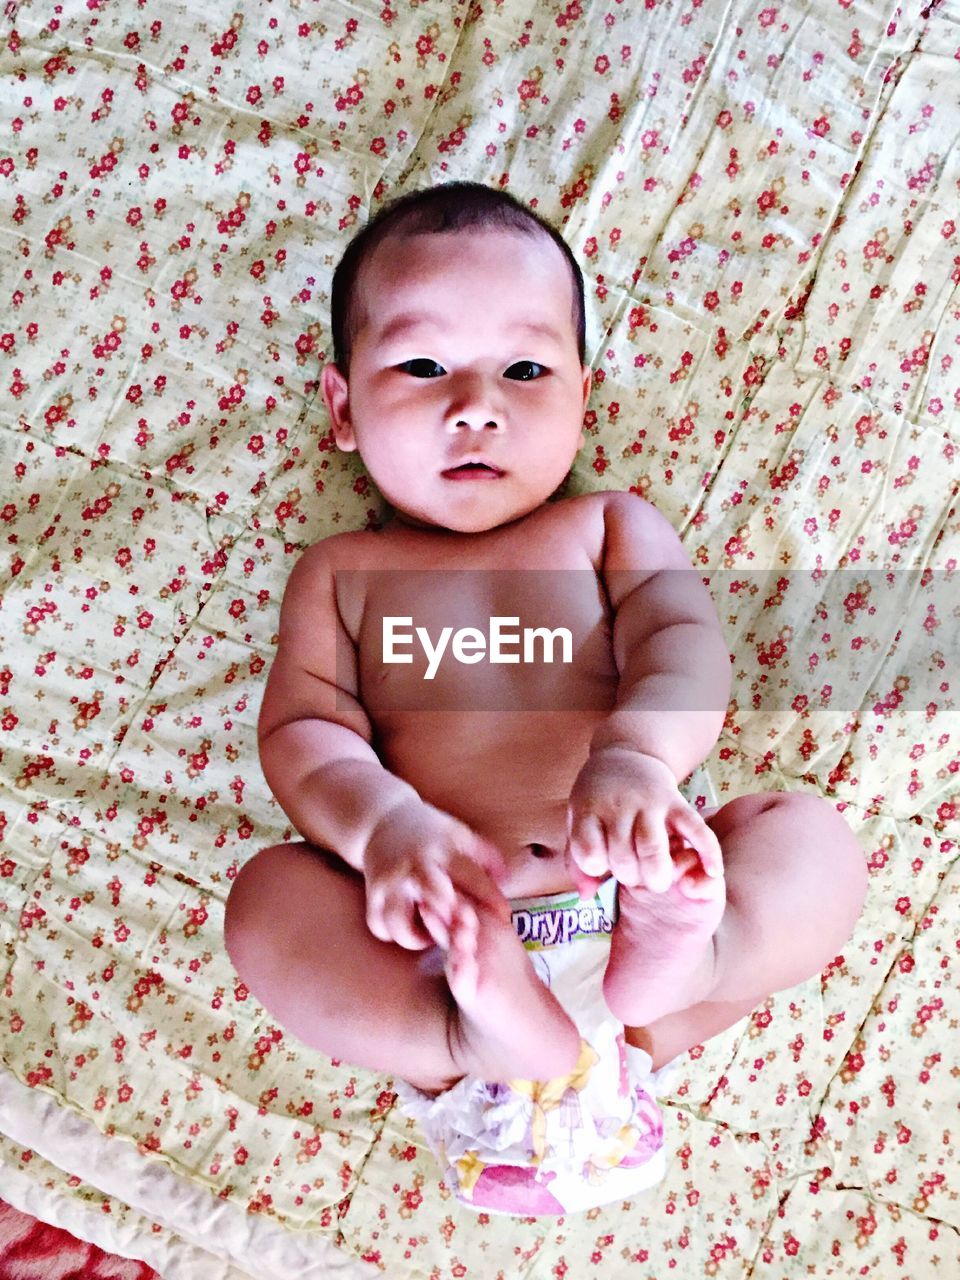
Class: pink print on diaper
618,1086,665,1168
467,1164,566,1215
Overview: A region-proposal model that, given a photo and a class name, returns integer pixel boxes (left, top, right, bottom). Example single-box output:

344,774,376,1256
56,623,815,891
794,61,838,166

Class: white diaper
394,877,675,1216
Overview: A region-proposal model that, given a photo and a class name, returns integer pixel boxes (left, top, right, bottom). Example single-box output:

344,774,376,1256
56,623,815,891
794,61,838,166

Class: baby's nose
444,373,504,431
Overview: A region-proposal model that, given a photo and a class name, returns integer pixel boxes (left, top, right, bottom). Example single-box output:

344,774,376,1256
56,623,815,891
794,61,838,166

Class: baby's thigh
224,842,463,1091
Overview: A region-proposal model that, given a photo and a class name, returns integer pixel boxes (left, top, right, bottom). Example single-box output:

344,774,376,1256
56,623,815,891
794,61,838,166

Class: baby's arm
258,541,411,868
592,492,730,774
258,541,507,947
567,493,731,891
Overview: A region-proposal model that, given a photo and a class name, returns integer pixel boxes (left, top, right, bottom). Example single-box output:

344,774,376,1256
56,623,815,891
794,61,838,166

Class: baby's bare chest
355,567,619,718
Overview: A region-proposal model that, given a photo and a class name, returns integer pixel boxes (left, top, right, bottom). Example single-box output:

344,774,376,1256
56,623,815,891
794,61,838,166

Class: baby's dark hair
329,181,586,376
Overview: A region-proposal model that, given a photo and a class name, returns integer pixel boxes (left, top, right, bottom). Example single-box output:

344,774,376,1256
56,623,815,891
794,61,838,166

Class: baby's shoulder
291,527,379,573
278,531,371,612
524,490,671,562
550,488,662,532
549,489,686,574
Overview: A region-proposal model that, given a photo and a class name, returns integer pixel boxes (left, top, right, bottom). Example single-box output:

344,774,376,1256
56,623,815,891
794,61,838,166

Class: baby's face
321,227,592,533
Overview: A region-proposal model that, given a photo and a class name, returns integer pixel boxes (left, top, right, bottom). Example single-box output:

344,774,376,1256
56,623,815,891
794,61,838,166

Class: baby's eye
505,361,546,381
398,358,446,378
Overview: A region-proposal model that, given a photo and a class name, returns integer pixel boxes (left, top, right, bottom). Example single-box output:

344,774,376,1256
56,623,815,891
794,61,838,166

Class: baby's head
321,182,592,533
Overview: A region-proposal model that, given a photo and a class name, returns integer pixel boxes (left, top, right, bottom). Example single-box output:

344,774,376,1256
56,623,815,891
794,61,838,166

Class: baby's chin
388,497,545,535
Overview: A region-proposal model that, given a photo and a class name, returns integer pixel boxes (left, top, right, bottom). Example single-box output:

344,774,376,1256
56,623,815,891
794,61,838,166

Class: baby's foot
424,899,580,1082
602,845,726,1027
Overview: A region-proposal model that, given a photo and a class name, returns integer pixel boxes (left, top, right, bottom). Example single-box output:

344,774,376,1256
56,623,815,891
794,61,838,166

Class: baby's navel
527,842,554,859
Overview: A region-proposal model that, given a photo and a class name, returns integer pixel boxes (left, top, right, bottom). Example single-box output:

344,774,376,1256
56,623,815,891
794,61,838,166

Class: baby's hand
362,798,510,950
565,746,723,895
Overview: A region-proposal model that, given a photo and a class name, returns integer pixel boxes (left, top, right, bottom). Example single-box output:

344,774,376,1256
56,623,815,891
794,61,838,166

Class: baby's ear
577,364,592,449
320,362,357,451
580,363,593,411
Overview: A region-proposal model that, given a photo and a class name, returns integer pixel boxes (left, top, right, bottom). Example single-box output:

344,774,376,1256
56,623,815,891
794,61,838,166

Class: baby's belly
378,709,608,897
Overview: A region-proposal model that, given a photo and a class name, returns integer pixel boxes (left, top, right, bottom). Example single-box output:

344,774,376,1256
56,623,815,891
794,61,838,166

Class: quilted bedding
1,0,958,1275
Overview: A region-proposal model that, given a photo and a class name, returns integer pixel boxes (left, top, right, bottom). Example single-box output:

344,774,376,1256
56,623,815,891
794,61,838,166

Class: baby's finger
671,806,724,878
603,811,643,886
418,861,457,925
471,841,513,923
418,903,450,950
452,897,478,938
364,884,390,942
631,817,673,893
445,901,480,1004
566,812,610,879
379,887,432,951
563,841,607,900
472,837,509,890
450,850,511,923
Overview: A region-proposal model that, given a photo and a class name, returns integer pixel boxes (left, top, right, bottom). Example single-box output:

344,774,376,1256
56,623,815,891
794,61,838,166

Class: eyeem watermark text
383,616,573,680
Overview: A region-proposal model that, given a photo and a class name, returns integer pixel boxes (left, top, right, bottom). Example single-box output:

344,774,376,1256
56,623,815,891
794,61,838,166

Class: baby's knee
776,793,868,934
224,842,300,967
788,793,866,885
726,791,868,938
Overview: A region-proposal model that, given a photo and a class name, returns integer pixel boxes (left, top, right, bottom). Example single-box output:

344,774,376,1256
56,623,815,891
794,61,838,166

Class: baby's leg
603,792,868,1069
224,842,579,1093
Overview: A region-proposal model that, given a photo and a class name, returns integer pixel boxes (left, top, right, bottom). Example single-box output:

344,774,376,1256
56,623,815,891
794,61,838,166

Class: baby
224,182,867,1215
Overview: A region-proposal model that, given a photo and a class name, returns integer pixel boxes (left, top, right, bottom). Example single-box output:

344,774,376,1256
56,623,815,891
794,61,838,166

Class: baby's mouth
441,460,506,480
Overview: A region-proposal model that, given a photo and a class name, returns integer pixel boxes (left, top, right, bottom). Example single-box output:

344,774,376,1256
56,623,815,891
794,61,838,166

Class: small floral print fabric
1,0,958,1277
